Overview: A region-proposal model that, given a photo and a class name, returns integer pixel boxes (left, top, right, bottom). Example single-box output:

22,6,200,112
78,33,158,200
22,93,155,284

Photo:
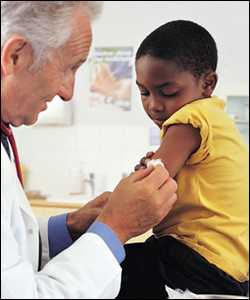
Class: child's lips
149,113,167,127
154,119,164,127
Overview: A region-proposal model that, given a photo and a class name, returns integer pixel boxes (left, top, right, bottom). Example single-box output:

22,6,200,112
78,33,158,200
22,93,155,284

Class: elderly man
1,2,177,299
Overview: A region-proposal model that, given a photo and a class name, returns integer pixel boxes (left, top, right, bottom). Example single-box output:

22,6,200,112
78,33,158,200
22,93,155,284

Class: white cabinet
226,95,249,145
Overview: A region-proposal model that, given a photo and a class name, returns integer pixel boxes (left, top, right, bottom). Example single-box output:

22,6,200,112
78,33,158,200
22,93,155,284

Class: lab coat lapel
14,164,39,270
2,142,36,223
18,184,40,270
2,144,39,269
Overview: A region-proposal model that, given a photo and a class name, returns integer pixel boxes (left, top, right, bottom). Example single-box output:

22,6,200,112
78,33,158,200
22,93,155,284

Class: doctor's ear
1,35,34,76
201,71,218,98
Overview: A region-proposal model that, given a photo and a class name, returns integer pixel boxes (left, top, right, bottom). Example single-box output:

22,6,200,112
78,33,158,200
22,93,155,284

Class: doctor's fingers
153,177,178,208
136,165,170,191
129,165,154,182
92,192,112,206
159,177,177,195
160,193,177,218
150,191,177,221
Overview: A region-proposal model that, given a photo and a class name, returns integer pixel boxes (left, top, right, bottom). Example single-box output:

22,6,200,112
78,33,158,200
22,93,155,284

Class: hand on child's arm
134,151,155,170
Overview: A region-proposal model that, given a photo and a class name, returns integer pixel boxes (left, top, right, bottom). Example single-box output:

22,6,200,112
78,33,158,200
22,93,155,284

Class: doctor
1,2,178,299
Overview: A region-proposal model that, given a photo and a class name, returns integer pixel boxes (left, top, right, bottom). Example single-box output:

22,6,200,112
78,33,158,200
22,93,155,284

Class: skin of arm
143,124,201,178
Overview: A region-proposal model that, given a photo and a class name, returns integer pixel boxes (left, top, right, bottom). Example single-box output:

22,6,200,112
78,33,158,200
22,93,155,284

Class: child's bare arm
137,124,201,178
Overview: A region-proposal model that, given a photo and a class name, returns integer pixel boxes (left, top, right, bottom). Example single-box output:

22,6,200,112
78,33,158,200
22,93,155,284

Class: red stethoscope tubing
1,121,23,186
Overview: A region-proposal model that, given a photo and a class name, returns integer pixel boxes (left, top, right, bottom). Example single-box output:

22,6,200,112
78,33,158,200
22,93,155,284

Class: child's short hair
136,20,218,78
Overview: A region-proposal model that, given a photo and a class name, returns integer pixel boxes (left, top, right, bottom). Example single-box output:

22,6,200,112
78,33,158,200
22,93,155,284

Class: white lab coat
1,144,122,299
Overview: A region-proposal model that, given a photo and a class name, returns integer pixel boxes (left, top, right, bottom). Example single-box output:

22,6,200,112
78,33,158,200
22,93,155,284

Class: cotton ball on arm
146,158,164,168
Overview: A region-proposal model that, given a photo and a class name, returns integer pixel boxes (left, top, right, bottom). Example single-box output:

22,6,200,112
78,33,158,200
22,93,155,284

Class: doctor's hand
67,192,111,241
134,151,155,171
96,165,177,244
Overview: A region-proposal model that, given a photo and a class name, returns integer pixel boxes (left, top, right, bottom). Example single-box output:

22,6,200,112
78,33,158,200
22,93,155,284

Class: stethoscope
1,121,23,186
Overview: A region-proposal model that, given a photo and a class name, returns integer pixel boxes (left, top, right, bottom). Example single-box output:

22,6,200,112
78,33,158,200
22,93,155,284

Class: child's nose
149,97,165,112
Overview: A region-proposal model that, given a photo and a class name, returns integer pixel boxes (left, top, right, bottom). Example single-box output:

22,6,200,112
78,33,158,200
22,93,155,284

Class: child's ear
202,72,218,98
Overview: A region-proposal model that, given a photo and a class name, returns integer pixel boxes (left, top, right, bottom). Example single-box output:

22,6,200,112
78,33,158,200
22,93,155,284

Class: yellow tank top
153,96,249,282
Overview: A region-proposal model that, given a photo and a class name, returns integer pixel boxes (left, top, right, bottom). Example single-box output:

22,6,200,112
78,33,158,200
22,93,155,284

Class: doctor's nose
58,77,75,102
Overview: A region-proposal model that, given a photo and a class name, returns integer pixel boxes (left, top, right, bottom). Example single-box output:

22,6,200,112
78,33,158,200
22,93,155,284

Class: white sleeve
2,215,121,299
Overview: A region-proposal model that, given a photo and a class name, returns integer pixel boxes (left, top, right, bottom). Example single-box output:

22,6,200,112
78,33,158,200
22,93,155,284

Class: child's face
136,55,207,128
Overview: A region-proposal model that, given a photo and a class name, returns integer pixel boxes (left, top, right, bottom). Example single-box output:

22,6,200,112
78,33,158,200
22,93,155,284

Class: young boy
117,20,249,299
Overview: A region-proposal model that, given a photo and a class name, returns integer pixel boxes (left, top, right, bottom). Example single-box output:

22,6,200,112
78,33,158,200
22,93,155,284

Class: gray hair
1,1,103,69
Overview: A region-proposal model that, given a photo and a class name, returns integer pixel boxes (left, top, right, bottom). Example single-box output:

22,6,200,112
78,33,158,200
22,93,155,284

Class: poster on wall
89,47,133,111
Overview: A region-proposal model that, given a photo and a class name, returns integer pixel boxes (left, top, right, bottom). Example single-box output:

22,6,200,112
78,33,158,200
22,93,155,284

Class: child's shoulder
173,96,227,124
166,97,225,123
162,96,230,140
185,96,225,111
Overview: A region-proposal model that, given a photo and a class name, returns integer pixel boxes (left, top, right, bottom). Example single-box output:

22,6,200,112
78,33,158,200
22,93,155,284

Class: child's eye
140,91,150,96
160,91,178,97
138,88,149,96
136,84,150,96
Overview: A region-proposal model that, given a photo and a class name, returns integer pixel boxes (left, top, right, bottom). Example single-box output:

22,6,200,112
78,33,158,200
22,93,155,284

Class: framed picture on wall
89,47,133,111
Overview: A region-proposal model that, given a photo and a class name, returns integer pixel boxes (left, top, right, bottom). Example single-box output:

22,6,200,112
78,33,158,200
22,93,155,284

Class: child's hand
134,151,155,171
